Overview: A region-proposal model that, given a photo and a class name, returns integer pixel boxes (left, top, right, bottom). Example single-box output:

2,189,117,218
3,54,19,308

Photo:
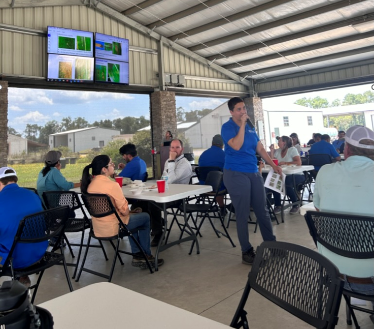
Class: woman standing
269,136,304,215
221,97,282,265
81,155,163,269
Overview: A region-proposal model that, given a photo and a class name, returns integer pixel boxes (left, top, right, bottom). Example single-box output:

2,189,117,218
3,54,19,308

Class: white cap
0,167,17,179
345,125,374,150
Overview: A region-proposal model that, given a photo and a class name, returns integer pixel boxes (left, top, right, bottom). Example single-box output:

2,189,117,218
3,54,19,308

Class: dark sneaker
290,205,300,215
242,249,256,265
273,206,282,214
134,255,164,269
131,252,145,268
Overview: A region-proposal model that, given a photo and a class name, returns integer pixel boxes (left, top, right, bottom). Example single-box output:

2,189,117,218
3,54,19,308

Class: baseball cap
0,167,17,179
45,150,62,164
345,125,374,149
212,134,223,146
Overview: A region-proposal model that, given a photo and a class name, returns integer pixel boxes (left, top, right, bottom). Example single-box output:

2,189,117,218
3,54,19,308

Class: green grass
12,163,87,188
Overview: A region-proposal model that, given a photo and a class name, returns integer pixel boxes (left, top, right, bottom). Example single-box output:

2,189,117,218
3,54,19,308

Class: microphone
246,118,254,129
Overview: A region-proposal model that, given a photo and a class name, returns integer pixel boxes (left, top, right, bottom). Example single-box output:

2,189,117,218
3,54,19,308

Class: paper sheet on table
264,168,286,194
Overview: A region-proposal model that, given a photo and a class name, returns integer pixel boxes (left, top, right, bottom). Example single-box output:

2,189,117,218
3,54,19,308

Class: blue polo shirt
118,156,147,181
221,118,259,173
0,184,48,268
198,146,225,185
309,140,339,170
332,139,345,151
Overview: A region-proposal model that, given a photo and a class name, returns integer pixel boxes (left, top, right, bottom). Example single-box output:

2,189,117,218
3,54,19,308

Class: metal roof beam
189,0,364,51
169,0,293,40
122,0,163,16
95,2,251,87
205,13,374,61
241,46,374,77
223,31,374,70
146,0,226,29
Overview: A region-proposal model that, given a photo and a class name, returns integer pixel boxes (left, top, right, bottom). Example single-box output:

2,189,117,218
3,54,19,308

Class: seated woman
290,133,302,154
81,155,163,269
269,136,305,215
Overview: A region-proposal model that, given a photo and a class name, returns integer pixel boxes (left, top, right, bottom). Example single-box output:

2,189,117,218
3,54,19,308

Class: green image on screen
58,36,75,50
108,63,120,83
112,42,122,55
95,65,107,82
104,43,112,51
76,36,91,51
75,58,92,80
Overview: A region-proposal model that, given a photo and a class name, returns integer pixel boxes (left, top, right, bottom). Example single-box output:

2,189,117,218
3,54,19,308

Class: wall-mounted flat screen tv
47,54,94,83
95,33,129,62
95,58,129,84
47,26,93,57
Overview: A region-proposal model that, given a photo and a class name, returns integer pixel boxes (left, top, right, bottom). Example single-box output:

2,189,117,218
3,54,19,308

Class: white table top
39,283,230,329
72,183,212,203
262,165,314,175
122,183,212,203
300,202,316,216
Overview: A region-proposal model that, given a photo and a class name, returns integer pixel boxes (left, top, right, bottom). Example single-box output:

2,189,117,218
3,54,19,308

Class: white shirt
162,154,192,184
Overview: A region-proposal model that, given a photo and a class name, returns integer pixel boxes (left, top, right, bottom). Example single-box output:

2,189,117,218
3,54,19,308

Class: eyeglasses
105,162,115,168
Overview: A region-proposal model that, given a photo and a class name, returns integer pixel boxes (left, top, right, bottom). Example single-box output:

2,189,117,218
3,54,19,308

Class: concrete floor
11,207,374,328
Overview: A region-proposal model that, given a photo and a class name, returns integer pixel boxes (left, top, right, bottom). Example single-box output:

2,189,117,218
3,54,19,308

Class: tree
294,96,329,109
24,124,41,141
101,139,126,166
60,116,89,131
342,91,374,105
131,130,152,166
176,107,185,121
8,126,21,136
38,120,60,144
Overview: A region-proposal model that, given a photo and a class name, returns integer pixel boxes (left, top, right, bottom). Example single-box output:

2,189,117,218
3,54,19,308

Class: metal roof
99,0,374,84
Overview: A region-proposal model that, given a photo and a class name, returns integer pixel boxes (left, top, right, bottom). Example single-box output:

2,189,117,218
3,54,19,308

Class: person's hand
273,166,282,175
118,163,125,170
269,144,274,151
169,151,178,160
278,161,286,166
258,161,265,173
240,113,249,126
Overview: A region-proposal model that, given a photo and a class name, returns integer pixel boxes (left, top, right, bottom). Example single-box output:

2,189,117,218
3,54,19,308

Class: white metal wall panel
256,63,374,95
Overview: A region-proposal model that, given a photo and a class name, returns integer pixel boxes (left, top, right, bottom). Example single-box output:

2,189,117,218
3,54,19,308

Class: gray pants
223,169,276,253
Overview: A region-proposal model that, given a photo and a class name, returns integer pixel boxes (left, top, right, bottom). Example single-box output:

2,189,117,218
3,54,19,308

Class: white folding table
39,282,230,329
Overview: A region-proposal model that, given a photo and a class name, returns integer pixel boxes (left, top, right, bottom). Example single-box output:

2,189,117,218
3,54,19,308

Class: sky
8,83,373,135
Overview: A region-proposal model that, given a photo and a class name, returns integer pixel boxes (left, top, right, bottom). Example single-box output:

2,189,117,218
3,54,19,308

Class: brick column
150,91,177,178
244,97,267,147
0,81,8,167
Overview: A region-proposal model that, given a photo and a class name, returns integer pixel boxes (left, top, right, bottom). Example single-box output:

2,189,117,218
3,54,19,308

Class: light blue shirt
314,155,374,277
37,167,74,199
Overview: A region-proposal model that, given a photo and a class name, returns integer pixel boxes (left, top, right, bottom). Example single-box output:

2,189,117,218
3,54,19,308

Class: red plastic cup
272,159,279,166
115,177,123,187
157,180,165,193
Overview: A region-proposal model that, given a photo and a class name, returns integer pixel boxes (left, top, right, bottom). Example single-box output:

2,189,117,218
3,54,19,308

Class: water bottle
161,174,169,190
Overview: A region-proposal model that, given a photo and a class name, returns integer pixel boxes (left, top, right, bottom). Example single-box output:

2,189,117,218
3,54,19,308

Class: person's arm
256,142,282,175
330,144,341,162
227,114,248,150
51,169,74,190
166,158,192,184
269,144,275,158
118,162,135,180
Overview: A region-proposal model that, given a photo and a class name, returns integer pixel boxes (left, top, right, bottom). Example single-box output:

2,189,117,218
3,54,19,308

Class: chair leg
128,235,153,274
72,229,85,279
75,235,92,282
64,233,75,258
216,212,236,247
230,281,251,329
108,238,121,282
61,252,74,292
30,270,45,304
109,240,124,265
343,294,360,329
99,240,108,260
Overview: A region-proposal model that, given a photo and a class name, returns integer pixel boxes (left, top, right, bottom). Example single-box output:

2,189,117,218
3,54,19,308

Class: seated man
313,125,374,318
332,130,345,154
309,134,340,176
0,167,48,286
198,134,226,216
118,143,147,182
151,139,192,246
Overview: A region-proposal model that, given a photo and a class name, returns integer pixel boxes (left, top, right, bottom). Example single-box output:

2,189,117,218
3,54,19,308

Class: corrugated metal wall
256,62,374,96
0,5,245,93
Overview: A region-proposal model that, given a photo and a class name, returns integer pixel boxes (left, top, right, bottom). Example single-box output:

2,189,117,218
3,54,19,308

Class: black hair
0,169,18,185
338,130,345,134
166,131,173,138
280,136,293,148
119,143,137,157
228,97,244,111
41,161,58,177
290,133,300,145
314,133,322,139
321,134,330,141
81,155,110,194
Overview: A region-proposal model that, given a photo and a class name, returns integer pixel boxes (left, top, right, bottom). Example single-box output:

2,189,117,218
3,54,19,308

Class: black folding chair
178,171,236,254
308,154,333,178
231,241,344,329
305,211,374,329
0,206,73,303
42,191,107,279
76,193,153,282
